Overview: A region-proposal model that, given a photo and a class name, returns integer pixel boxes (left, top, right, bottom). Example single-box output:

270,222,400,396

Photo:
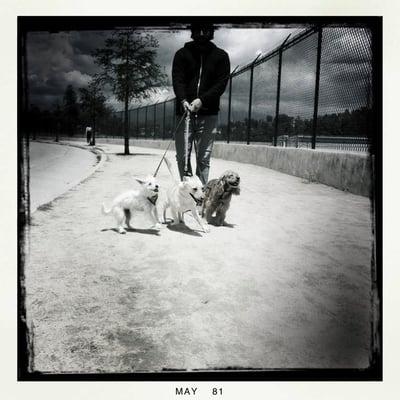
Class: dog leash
183,110,191,177
182,110,200,178
183,110,205,179
153,112,187,178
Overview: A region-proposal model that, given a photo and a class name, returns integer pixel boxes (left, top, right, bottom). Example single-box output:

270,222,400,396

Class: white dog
102,175,161,234
163,175,209,233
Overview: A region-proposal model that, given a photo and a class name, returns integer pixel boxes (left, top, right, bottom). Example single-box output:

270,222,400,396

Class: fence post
273,34,291,147
163,101,166,140
274,48,283,147
226,75,232,143
227,75,233,144
247,55,261,145
153,103,157,138
247,66,254,145
128,108,131,139
226,66,239,144
121,111,125,142
145,106,148,138
311,26,323,150
136,107,139,138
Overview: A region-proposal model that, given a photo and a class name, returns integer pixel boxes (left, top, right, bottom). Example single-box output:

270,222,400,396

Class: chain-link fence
82,25,374,152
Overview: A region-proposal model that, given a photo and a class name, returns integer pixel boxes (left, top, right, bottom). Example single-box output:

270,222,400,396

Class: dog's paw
151,223,161,231
118,228,127,234
203,224,210,233
214,218,225,226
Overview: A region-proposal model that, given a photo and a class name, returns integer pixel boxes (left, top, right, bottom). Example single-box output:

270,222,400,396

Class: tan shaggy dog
201,170,240,226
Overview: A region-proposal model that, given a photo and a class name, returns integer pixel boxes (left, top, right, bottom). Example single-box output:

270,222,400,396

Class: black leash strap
183,110,191,176
147,194,158,205
189,192,201,206
153,113,187,177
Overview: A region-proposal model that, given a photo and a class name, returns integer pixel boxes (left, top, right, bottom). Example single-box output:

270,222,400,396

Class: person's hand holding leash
181,100,191,113
190,98,202,113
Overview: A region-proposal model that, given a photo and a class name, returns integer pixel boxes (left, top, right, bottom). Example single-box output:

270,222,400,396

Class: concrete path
29,141,98,212
25,140,373,373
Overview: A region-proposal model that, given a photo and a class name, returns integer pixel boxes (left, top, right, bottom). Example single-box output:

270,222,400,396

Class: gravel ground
25,141,374,373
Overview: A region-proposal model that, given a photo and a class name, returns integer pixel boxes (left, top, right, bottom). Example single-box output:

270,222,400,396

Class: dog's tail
101,203,112,215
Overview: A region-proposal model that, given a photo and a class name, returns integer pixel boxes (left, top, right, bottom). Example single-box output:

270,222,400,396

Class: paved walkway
25,140,373,373
29,141,98,212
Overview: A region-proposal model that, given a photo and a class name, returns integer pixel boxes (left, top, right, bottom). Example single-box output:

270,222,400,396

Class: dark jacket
172,40,230,115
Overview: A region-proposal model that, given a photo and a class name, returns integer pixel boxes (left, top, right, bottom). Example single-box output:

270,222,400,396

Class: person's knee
197,150,212,169
175,153,186,165
198,158,210,169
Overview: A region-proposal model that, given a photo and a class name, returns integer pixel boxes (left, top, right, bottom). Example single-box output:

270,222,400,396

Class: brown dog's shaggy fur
201,170,240,226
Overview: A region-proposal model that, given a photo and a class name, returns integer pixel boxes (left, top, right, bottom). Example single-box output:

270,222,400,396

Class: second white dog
102,175,161,234
163,175,209,233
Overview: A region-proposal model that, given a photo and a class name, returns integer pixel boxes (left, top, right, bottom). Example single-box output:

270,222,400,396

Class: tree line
27,29,166,153
220,107,372,142
27,82,111,142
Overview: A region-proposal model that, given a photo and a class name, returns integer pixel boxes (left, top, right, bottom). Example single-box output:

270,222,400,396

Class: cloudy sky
26,27,302,109
26,26,372,117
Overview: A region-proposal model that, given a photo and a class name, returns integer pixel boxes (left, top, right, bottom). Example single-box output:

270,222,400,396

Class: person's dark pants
86,132,91,144
175,114,218,185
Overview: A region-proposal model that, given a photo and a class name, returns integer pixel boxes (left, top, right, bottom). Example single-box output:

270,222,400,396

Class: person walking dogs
172,23,230,184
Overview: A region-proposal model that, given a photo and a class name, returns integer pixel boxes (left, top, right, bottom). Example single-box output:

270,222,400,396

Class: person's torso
179,42,226,103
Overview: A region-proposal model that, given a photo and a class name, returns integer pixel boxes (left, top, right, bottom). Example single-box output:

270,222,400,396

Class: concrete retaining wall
57,137,372,197
212,143,372,197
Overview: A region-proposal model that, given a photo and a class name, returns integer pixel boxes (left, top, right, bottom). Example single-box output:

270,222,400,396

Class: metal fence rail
100,25,373,152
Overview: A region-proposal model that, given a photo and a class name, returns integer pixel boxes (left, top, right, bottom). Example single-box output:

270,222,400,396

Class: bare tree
93,29,166,154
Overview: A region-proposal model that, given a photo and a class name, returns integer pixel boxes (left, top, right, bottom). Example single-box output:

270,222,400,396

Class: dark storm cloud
27,31,108,109
69,31,109,56
26,26,300,110
153,30,189,79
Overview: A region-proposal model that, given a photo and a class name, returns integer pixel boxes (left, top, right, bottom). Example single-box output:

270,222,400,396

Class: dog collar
147,194,158,205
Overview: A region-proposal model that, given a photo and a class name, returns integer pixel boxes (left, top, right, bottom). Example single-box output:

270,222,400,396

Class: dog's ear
194,176,203,186
182,181,191,190
215,179,225,197
182,176,189,182
220,171,229,180
135,178,145,185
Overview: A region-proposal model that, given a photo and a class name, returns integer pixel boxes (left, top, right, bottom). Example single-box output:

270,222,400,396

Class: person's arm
198,51,230,108
172,50,187,103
